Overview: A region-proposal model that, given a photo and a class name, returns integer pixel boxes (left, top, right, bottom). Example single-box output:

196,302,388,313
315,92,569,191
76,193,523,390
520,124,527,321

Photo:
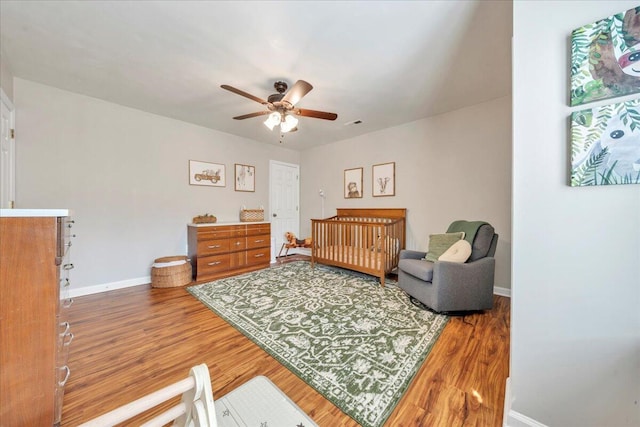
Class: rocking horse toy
278,231,312,258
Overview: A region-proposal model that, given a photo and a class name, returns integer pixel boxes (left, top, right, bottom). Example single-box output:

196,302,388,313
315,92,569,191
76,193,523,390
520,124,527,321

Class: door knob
272,213,277,217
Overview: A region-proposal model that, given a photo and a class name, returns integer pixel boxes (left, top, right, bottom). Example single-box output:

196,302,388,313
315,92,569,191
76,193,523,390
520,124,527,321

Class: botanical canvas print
571,99,640,186
571,6,640,106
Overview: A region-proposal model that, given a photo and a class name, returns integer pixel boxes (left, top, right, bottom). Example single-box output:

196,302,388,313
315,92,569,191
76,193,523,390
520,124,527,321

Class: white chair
78,364,317,427
78,364,216,427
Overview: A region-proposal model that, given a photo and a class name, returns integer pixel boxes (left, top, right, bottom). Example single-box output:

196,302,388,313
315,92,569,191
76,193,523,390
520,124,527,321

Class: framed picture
372,162,395,197
344,167,363,198
235,164,255,192
189,160,226,187
570,99,640,186
570,6,640,106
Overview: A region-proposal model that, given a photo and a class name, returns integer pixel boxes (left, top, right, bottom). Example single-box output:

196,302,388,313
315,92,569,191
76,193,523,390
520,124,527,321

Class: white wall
0,47,13,101
300,96,512,289
13,78,300,293
511,1,640,426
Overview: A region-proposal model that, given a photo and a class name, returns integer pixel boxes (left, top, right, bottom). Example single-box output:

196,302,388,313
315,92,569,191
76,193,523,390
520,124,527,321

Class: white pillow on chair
438,239,472,263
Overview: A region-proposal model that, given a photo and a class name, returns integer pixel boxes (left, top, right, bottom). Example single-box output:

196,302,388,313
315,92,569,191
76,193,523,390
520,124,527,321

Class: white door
0,91,15,209
269,161,300,262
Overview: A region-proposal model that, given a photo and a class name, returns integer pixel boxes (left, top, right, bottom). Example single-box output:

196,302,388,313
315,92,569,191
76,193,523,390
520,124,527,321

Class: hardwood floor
61,258,510,426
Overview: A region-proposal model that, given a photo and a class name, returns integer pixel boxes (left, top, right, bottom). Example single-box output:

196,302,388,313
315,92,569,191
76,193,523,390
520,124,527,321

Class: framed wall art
372,162,395,197
570,98,640,186
344,167,363,198
189,160,226,187
570,6,640,106
235,164,255,192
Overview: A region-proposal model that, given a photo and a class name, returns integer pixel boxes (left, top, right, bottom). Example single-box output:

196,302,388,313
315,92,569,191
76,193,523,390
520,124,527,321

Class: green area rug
187,261,448,427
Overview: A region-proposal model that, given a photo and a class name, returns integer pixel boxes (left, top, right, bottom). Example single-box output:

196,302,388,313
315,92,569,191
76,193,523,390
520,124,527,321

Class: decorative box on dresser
0,209,74,427
188,221,271,282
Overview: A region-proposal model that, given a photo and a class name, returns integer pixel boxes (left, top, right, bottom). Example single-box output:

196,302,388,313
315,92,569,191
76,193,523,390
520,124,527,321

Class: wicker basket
192,215,217,224
151,256,192,288
240,209,264,222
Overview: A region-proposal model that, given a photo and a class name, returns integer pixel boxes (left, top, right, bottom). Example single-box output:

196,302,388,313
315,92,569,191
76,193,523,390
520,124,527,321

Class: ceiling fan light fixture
263,112,281,130
280,114,299,133
222,80,337,136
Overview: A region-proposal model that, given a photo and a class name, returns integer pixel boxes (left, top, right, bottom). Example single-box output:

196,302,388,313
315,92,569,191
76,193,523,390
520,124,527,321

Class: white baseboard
506,410,549,427
503,377,548,427
68,276,150,298
494,286,511,297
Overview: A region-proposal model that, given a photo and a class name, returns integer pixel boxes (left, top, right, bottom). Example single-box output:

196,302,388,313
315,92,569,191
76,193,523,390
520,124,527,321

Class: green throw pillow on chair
424,232,465,262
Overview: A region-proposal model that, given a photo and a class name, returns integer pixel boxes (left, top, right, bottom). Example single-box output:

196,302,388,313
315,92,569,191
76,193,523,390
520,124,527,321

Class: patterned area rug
187,261,448,427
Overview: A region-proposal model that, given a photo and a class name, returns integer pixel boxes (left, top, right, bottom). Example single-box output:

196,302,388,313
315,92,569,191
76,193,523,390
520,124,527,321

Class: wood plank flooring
61,258,510,426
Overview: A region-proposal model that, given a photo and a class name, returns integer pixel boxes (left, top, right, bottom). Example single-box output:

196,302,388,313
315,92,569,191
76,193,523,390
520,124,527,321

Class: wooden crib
311,208,406,286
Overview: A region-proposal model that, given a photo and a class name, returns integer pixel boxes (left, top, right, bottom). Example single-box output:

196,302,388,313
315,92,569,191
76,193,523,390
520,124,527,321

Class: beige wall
13,78,300,291
300,96,512,289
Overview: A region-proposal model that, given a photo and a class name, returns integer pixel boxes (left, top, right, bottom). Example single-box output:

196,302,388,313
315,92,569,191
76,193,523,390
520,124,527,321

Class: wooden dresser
188,222,271,282
0,209,74,427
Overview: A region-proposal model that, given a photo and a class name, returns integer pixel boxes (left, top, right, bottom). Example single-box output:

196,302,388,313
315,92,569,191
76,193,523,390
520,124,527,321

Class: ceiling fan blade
233,111,271,120
221,85,268,105
295,108,338,121
282,80,313,107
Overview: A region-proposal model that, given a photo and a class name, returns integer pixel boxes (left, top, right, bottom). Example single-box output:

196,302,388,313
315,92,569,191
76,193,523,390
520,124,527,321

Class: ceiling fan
221,80,338,133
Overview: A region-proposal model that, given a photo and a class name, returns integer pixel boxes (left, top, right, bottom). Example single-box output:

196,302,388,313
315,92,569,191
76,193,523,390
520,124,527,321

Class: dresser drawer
246,224,270,236
197,227,233,240
197,239,231,255
228,237,247,252
198,254,231,275
230,227,248,237
246,234,270,249
246,247,270,266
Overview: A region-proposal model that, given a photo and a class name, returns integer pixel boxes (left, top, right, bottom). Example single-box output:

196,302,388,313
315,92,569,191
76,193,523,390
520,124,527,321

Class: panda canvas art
571,6,640,106
571,98,640,186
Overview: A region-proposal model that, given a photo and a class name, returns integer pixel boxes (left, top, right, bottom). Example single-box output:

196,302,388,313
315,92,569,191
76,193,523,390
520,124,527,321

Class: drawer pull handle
59,322,70,336
62,298,74,309
207,245,221,249
58,366,71,387
254,239,265,243
254,254,265,258
63,263,74,270
208,261,222,266
234,241,241,246
63,332,74,347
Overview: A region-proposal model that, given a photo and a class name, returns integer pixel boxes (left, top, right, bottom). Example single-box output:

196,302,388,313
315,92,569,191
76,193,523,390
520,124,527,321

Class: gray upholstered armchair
397,221,498,313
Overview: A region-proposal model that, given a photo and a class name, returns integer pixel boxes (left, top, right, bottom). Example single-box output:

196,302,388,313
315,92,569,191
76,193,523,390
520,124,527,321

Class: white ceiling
0,1,512,150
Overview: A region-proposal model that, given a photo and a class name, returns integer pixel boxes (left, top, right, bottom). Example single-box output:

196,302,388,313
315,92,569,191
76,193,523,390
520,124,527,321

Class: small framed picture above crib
344,167,363,198
372,162,395,197
235,164,255,192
